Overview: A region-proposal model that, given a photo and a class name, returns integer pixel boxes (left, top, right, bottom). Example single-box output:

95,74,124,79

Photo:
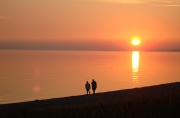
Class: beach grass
0,82,180,118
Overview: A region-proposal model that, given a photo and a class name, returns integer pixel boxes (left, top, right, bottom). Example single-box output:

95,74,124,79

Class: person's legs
87,89,90,94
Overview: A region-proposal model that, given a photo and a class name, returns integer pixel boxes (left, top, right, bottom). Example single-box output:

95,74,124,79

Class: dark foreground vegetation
1,82,180,118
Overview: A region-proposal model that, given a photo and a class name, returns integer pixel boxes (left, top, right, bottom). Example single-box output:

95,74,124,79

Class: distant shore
1,82,180,118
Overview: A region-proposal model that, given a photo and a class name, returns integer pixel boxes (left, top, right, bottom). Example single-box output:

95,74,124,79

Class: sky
0,0,180,51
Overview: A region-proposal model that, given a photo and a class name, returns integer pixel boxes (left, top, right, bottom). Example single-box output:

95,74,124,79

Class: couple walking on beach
85,79,97,94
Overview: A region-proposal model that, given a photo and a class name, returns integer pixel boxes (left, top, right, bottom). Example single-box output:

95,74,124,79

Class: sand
1,82,180,118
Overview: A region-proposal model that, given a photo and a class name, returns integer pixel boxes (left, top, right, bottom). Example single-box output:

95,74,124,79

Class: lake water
0,50,179,104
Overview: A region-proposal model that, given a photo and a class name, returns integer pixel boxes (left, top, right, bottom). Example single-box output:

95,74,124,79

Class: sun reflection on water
132,51,140,87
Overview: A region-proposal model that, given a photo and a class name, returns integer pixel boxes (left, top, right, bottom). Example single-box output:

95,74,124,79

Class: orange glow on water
132,51,139,87
132,51,139,72
33,85,41,92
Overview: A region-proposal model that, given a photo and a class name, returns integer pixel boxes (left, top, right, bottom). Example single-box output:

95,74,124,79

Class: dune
0,82,180,118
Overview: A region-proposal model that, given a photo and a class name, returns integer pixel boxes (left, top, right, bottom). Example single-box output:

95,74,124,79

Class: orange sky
0,0,180,51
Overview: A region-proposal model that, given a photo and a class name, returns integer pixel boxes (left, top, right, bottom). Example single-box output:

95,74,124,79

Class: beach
1,82,180,118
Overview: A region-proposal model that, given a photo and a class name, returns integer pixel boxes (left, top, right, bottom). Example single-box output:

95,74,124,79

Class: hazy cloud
90,0,180,6
161,4,180,7
0,16,10,19
91,0,145,4
148,0,180,7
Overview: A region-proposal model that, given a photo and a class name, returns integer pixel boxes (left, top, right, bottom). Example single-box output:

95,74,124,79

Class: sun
131,38,140,46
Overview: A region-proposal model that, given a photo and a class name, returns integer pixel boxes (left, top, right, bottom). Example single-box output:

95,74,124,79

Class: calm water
0,50,179,104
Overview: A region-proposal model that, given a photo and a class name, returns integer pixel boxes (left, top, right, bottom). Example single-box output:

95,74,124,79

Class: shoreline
1,82,180,117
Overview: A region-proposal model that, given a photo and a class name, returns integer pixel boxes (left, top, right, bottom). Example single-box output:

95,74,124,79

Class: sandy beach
1,82,180,118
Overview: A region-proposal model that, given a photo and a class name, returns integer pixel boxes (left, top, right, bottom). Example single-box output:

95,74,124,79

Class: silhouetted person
85,81,91,94
91,79,97,94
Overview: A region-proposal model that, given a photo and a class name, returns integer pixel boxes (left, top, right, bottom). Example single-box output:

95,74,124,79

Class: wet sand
1,82,180,118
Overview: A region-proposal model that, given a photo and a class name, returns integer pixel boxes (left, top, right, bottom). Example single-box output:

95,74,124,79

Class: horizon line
0,48,180,52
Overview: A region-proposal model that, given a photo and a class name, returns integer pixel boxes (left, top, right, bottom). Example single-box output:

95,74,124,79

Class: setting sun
132,38,141,46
